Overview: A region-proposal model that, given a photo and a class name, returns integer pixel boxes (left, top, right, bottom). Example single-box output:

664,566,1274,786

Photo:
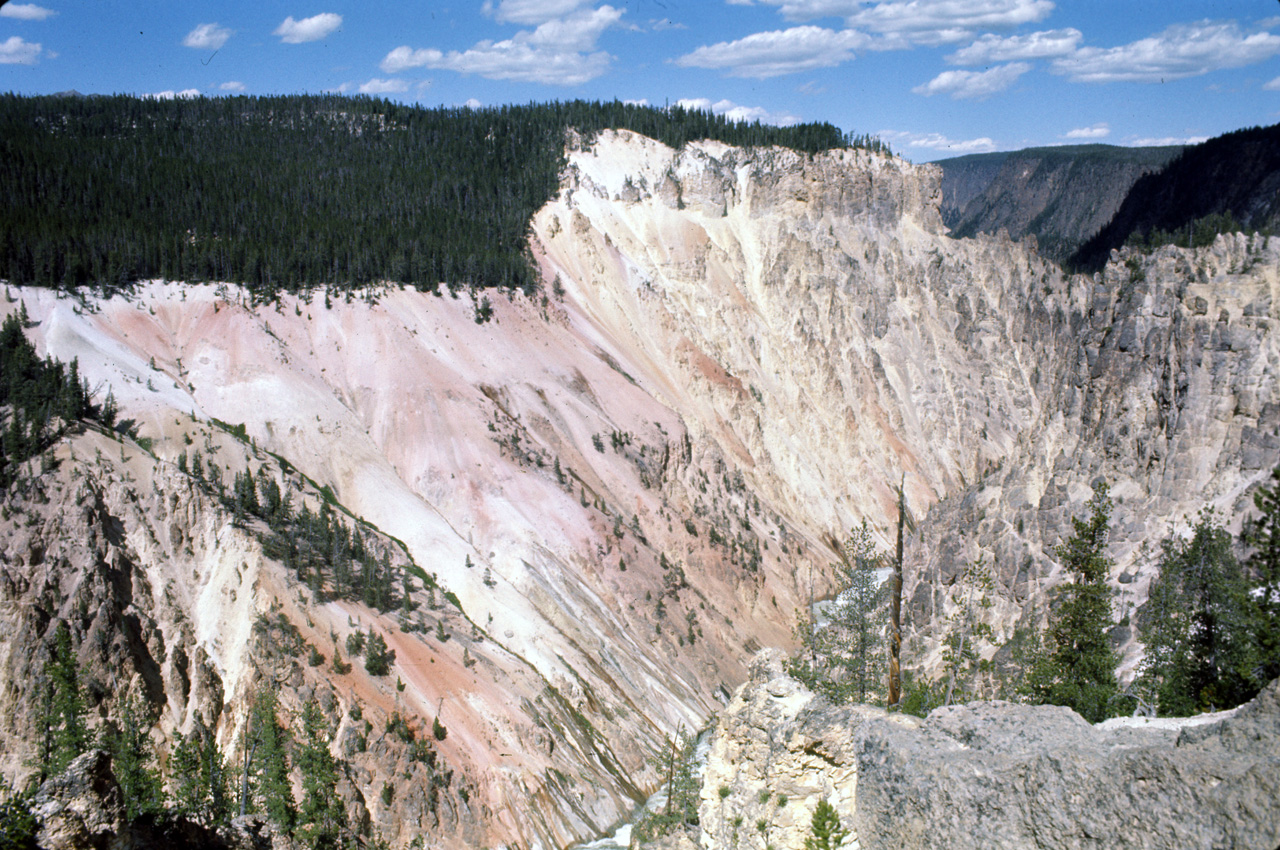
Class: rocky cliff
694,650,1280,850
938,145,1182,263
1,128,1278,849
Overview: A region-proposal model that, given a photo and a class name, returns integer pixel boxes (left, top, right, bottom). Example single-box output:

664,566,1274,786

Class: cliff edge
691,650,1280,850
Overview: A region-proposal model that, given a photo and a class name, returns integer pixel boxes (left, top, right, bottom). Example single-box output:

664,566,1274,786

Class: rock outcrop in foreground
694,650,1280,850
23,748,290,849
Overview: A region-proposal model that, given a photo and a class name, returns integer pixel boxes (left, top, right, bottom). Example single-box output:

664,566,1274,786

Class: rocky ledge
690,650,1280,850
19,749,293,850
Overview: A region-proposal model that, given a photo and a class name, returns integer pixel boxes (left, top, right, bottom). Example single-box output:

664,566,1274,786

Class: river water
570,732,712,850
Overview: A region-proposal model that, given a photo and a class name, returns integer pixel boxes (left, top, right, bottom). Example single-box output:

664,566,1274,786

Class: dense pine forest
0,94,886,295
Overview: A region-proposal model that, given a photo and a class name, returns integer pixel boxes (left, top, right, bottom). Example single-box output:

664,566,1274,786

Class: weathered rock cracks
27,749,285,850
693,650,1280,850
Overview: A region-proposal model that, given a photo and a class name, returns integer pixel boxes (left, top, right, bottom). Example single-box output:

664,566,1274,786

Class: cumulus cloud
381,47,440,74
1265,76,1280,91
881,130,998,154
912,61,1029,99
1052,21,1280,83
648,18,686,31
947,28,1080,64
748,0,1052,44
675,97,800,126
463,98,484,109
675,26,868,77
183,23,233,50
381,5,622,85
850,0,1052,42
146,89,202,100
274,13,342,44
0,3,56,20
0,35,41,64
220,81,246,91
1063,123,1109,139
1130,135,1207,147
483,0,593,25
359,77,409,94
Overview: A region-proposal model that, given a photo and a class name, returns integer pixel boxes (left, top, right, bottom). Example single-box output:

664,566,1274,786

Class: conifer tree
245,690,296,832
1028,483,1119,722
106,686,164,820
1139,510,1256,714
1243,465,1280,685
804,799,847,850
170,717,232,827
941,557,995,706
364,631,394,676
0,778,38,850
296,700,346,849
46,622,87,774
789,521,887,704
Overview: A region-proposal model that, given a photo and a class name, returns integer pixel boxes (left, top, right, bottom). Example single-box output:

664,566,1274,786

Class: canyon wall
1,129,1277,848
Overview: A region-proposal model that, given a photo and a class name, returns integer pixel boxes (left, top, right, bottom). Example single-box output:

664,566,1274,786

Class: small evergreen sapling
804,799,847,850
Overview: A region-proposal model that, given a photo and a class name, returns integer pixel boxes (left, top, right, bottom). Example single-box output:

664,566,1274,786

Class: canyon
2,129,1278,849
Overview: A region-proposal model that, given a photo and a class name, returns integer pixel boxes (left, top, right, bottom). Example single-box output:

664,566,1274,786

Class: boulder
695,654,1280,850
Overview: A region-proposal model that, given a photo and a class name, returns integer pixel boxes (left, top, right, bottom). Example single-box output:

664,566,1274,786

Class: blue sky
1,0,1278,160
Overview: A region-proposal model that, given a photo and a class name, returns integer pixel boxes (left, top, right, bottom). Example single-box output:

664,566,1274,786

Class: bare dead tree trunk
240,737,257,817
664,724,681,817
889,478,907,707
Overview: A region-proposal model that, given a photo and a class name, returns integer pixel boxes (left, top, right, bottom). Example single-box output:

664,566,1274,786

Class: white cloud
882,130,998,154
675,97,800,126
1265,76,1280,91
359,77,409,95
145,89,202,100
0,35,41,64
1063,123,1109,139
648,18,686,32
463,98,484,109
751,0,1052,44
483,0,592,25
220,81,246,91
183,23,233,50
850,0,1052,41
912,61,1029,99
675,26,868,78
380,5,622,85
526,6,623,50
0,3,56,20
947,28,1080,64
381,47,440,74
1129,135,1207,147
623,97,650,106
274,13,342,44
1052,21,1280,83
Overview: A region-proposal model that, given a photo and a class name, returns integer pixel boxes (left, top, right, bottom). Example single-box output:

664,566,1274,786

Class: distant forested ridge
1069,123,1280,271
0,94,885,294
936,144,1182,264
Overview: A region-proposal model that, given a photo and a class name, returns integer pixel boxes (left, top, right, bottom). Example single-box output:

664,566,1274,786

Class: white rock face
695,651,1280,850
1,129,1277,848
